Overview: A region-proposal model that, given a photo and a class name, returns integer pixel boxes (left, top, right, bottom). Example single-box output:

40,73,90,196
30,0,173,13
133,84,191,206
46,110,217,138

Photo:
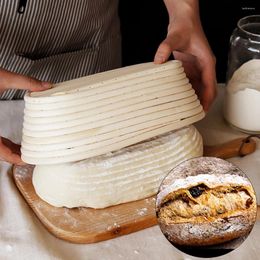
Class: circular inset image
156,157,257,258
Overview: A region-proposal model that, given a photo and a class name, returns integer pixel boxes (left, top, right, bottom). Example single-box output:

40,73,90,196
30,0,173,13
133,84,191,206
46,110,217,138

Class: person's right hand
154,0,217,112
0,68,52,165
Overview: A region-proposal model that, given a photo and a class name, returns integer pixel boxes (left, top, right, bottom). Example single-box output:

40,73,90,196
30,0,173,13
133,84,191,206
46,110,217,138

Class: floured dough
33,126,203,208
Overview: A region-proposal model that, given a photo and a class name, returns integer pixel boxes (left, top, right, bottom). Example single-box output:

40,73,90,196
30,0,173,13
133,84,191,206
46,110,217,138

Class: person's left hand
0,137,25,165
0,68,52,165
154,0,217,112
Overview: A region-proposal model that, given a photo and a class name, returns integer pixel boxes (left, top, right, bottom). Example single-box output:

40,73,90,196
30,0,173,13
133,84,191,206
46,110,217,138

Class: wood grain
13,137,259,244
204,137,257,159
13,164,157,244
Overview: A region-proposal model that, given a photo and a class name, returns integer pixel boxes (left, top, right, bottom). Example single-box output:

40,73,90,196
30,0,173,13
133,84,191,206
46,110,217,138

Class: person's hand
0,69,51,95
154,0,217,112
0,137,25,165
0,68,52,165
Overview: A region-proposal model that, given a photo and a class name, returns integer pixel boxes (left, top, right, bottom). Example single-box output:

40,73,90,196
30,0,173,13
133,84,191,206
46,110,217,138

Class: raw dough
33,126,203,208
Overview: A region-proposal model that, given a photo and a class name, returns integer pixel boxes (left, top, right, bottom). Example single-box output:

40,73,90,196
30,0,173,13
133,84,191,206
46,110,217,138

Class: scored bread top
156,157,254,207
156,173,252,207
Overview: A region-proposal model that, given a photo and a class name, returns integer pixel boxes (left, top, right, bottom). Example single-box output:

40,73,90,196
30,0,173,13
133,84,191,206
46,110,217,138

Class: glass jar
224,15,260,134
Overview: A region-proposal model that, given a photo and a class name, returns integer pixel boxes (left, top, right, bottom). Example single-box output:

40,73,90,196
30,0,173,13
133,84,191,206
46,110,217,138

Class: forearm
155,0,216,111
163,0,200,27
163,0,210,55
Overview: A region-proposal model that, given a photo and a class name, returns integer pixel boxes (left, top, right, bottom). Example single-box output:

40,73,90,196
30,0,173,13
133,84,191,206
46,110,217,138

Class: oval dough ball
33,126,203,208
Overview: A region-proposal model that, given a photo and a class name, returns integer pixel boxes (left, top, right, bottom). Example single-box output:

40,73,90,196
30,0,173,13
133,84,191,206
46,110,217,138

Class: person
0,0,216,165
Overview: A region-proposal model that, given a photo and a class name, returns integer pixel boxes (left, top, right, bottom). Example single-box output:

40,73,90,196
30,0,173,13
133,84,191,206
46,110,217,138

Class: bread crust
158,206,256,246
156,157,257,246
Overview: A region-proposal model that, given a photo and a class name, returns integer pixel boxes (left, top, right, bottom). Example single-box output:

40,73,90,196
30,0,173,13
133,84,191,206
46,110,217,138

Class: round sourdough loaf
156,157,257,246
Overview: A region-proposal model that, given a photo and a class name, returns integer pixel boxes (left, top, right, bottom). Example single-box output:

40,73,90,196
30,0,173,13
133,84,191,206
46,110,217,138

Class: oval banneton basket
21,60,204,165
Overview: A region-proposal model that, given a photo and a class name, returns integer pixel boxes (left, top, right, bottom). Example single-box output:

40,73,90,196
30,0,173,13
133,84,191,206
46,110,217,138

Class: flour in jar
224,59,260,132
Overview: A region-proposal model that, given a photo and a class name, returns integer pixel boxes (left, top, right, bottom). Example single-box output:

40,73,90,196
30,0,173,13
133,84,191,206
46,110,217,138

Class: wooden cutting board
13,137,260,244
